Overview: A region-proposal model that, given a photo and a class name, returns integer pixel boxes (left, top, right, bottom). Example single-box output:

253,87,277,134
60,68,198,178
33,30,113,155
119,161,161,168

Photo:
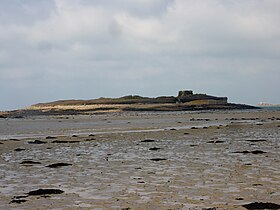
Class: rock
235,150,250,154
27,189,64,196
10,195,28,204
149,147,161,151
202,208,217,210
141,139,155,143
46,136,56,139
207,140,224,144
252,183,263,186
251,150,267,154
150,158,167,161
242,202,280,209
10,139,20,141
13,195,28,199
14,148,25,152
51,140,80,143
10,199,27,204
46,163,72,168
28,140,46,144
246,139,267,142
234,150,267,154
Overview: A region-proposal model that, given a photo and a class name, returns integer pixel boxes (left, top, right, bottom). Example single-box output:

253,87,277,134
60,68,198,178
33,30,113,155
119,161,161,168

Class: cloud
0,0,280,110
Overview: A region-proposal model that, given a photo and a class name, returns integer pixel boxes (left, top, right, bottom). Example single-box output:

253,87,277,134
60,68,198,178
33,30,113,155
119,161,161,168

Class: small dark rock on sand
46,163,72,168
14,148,26,152
234,150,267,154
51,140,80,143
28,140,46,144
10,199,27,204
246,139,267,142
150,158,167,161
46,136,56,139
245,163,252,166
10,139,20,141
207,140,224,144
13,195,28,199
242,202,280,209
141,139,155,143
27,189,64,196
149,147,161,151
249,150,266,154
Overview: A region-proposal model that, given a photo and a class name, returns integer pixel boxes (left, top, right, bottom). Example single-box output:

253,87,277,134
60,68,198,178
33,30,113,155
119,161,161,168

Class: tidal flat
0,110,280,209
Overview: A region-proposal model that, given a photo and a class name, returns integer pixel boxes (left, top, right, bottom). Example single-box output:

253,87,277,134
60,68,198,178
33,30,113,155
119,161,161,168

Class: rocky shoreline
0,90,258,118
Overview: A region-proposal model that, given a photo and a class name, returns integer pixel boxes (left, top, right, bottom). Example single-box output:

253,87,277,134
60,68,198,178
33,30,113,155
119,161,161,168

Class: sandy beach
0,109,280,209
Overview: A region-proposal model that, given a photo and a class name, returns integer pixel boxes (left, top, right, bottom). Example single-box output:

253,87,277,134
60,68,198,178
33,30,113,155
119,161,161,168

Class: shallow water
0,110,271,140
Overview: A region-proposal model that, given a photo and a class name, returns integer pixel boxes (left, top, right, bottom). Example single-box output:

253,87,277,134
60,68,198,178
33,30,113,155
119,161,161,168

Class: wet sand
0,110,280,209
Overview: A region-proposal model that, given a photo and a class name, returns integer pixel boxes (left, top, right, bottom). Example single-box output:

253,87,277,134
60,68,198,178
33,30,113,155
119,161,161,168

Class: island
1,90,258,117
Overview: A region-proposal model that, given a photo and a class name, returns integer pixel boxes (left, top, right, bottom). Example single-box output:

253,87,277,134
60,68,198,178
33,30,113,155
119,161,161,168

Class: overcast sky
1,0,280,110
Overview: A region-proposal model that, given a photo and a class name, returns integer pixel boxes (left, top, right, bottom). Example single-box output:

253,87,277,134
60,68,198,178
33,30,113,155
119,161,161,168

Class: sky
0,0,280,110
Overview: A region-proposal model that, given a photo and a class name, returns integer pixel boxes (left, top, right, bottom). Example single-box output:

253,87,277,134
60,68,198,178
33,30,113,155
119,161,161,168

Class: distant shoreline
0,90,260,118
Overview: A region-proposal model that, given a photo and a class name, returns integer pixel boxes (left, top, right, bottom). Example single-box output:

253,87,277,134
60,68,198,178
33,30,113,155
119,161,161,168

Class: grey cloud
0,0,280,110
0,0,54,25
